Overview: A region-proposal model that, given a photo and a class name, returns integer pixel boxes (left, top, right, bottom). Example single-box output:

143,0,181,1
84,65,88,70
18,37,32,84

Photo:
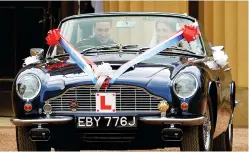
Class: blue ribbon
110,30,185,84
59,37,97,83
58,23,198,87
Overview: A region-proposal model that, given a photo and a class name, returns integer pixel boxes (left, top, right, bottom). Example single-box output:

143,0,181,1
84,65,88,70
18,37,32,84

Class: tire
213,132,226,151
180,101,214,151
213,114,233,151
225,121,233,151
16,126,51,151
180,125,200,151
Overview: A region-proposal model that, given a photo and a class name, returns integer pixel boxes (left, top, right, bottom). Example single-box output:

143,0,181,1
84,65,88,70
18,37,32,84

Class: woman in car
149,19,176,47
149,19,202,55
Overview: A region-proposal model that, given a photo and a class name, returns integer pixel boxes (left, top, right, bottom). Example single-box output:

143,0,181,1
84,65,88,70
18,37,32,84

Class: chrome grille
49,85,163,113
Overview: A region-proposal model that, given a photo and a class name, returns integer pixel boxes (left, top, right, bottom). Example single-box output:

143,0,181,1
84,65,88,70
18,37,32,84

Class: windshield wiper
47,44,202,59
126,46,204,58
81,44,139,55
117,46,195,55
81,46,151,56
165,46,196,54
47,44,139,59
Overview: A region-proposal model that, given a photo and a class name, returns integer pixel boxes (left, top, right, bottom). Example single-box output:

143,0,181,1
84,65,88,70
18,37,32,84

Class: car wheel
16,126,51,151
213,114,233,151
180,102,214,151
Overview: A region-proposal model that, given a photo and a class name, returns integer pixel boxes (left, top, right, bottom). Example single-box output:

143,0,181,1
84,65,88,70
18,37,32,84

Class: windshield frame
45,12,208,59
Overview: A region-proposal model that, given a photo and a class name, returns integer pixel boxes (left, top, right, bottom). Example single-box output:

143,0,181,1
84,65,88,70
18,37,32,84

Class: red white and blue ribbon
111,28,183,83
110,23,200,83
45,29,97,83
45,23,200,90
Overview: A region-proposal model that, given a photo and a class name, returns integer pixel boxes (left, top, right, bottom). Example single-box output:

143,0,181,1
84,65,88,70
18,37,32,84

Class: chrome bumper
10,115,205,126
10,116,73,126
139,116,206,126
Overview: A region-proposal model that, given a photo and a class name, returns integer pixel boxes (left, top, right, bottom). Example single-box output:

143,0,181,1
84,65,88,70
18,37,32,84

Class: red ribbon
182,25,200,42
100,76,111,89
45,29,61,46
45,28,98,70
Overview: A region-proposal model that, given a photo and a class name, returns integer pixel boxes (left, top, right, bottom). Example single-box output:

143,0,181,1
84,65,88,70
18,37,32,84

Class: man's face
93,22,112,44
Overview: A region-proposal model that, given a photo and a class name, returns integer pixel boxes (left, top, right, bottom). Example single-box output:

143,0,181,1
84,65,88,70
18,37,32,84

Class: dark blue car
10,12,237,151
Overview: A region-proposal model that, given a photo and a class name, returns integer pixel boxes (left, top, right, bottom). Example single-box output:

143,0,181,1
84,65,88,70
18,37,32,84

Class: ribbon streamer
46,29,97,83
110,23,199,83
110,31,184,83
59,36,97,82
46,23,200,89
93,75,108,90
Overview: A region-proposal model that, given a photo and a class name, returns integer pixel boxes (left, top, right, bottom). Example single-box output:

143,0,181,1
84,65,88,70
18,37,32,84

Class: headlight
16,73,41,101
173,73,198,98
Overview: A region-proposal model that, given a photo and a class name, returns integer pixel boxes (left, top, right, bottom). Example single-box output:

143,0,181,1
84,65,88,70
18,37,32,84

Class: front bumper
140,116,205,126
10,115,205,126
10,116,73,126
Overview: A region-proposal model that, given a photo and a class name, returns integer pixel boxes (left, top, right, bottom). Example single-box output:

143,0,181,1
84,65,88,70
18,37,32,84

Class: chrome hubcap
228,123,232,142
228,114,233,144
203,106,211,150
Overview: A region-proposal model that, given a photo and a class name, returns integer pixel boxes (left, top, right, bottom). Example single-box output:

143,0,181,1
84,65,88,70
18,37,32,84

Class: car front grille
49,85,163,113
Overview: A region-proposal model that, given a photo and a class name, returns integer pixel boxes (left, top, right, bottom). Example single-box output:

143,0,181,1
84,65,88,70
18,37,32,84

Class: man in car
77,20,116,47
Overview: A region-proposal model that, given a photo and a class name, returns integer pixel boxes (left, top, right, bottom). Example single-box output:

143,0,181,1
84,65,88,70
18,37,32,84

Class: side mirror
30,48,44,59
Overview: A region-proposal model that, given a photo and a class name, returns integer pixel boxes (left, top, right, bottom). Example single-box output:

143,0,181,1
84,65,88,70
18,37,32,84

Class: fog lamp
158,101,169,117
43,102,52,115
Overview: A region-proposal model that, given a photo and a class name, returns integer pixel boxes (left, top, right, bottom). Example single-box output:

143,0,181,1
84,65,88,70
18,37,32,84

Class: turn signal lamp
181,102,189,111
24,103,32,112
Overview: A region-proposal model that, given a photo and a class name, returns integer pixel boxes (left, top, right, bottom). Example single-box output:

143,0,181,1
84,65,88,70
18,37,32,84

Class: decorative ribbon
45,29,97,83
45,23,200,90
93,62,114,90
110,23,200,83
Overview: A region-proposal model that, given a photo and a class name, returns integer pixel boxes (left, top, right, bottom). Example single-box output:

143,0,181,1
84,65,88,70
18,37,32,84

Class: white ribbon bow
93,62,114,90
211,46,228,68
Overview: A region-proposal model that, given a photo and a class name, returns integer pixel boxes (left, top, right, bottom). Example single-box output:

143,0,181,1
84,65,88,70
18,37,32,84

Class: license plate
77,116,137,128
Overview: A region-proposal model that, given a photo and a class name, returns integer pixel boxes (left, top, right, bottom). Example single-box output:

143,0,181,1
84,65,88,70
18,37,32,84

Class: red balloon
45,29,61,46
182,25,200,43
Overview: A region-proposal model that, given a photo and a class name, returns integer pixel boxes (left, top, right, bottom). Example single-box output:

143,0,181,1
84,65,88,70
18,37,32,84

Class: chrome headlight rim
16,73,42,102
172,73,198,99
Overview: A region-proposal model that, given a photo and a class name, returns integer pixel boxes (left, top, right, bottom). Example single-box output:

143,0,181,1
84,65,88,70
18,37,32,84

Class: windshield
49,15,205,63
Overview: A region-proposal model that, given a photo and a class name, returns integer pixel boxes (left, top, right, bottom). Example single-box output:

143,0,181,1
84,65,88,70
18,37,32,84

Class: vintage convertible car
10,12,237,151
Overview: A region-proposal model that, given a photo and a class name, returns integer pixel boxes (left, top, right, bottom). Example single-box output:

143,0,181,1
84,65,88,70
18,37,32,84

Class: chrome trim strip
224,68,232,72
10,116,73,126
51,111,160,114
0,79,14,82
139,116,205,126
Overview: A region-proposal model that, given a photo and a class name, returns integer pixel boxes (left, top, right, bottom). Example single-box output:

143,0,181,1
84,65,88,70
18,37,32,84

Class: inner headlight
16,73,41,101
173,73,198,98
